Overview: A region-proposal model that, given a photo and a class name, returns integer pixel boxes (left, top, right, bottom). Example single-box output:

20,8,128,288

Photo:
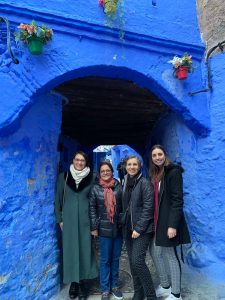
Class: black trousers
125,232,156,300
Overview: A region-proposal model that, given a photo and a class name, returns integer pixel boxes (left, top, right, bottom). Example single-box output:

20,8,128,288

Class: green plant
168,52,195,73
99,0,124,40
15,20,53,45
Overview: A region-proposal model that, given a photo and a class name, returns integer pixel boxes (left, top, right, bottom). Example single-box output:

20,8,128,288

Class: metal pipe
0,17,19,64
188,40,225,96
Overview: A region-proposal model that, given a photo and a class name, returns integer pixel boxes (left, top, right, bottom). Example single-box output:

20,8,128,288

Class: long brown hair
149,144,171,183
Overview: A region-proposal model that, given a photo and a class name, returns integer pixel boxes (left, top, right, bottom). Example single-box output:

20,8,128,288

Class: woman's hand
132,230,140,239
167,227,177,239
91,230,98,237
59,222,63,231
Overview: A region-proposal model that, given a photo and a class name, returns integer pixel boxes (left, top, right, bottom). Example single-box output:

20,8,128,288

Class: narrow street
52,245,220,300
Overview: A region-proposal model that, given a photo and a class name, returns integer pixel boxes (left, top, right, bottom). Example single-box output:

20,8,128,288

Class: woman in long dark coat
149,145,190,300
55,151,98,300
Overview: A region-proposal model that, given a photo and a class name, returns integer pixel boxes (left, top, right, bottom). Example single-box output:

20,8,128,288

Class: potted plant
98,0,124,39
15,20,53,55
168,53,194,80
99,0,118,17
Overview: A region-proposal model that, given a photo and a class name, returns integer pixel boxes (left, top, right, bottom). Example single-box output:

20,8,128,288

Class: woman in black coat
89,161,123,300
149,145,190,300
122,155,156,300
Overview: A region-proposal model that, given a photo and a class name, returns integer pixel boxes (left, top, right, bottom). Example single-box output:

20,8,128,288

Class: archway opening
55,76,169,171
54,76,170,294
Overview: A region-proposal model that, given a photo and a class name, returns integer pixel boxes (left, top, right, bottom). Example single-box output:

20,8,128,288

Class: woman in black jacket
122,155,156,300
149,145,190,300
89,161,123,300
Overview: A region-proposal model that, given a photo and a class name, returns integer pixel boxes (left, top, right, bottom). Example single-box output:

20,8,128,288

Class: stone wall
197,0,225,50
1,0,225,299
145,53,225,298
0,94,62,299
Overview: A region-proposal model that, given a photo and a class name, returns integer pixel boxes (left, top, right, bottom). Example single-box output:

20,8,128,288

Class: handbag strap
62,172,68,208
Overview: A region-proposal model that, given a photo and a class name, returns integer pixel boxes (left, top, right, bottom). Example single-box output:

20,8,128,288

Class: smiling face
126,157,140,177
73,153,87,171
100,164,113,181
151,148,166,167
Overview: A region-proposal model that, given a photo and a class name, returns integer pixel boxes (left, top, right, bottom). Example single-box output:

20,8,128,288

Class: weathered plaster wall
0,93,62,299
2,0,225,299
0,0,202,45
146,52,225,298
197,0,225,50
0,0,208,136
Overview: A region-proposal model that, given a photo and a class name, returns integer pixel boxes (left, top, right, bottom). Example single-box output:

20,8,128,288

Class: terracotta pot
28,37,43,55
176,66,188,80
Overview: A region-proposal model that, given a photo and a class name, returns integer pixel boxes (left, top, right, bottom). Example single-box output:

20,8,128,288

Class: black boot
132,288,145,300
69,282,79,299
146,290,157,300
78,282,88,300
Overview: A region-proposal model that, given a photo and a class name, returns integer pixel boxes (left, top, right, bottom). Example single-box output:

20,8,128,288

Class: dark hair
126,155,142,169
117,158,127,182
73,151,89,167
149,144,171,183
98,161,114,174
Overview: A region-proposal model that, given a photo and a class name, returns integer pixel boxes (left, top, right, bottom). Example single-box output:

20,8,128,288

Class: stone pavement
52,243,225,300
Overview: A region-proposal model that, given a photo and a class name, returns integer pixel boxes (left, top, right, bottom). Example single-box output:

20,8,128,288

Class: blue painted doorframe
0,2,209,138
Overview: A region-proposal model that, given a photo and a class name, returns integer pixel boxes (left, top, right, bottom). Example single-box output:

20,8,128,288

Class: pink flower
18,24,27,30
26,25,36,35
99,0,104,6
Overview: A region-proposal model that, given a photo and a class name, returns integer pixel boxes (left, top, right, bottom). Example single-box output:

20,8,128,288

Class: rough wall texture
0,0,208,136
0,94,62,299
1,0,225,299
146,53,225,298
197,0,225,50
0,0,202,45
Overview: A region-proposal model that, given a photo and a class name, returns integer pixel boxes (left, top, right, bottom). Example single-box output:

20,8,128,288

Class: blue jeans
99,236,123,292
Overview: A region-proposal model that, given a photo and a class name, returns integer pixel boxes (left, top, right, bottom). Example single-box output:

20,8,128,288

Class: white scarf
70,164,90,188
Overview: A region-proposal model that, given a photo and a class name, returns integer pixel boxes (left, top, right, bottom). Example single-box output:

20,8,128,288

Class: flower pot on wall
28,37,43,55
176,66,188,80
104,0,118,15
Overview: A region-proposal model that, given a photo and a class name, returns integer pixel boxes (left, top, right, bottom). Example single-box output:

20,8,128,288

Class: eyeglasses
74,159,86,163
100,170,112,174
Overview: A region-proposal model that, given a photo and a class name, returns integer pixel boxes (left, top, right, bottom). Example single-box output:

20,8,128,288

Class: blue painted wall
0,0,208,136
145,53,225,297
0,0,225,299
0,93,62,299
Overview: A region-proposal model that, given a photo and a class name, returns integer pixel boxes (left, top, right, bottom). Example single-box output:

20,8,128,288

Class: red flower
99,0,104,6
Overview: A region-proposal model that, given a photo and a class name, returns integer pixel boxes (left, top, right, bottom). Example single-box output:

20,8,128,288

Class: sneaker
111,287,123,300
155,285,171,297
102,292,110,300
165,294,182,300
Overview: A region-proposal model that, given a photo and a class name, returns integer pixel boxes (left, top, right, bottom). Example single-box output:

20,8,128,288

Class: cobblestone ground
52,243,225,300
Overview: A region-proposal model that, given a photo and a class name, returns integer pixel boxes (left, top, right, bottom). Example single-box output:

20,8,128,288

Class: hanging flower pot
168,53,195,80
104,0,118,16
99,0,118,17
28,37,43,55
176,66,188,80
15,20,53,55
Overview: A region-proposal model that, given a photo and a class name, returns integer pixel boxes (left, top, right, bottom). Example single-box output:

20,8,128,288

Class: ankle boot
69,282,79,299
78,282,87,300
132,288,145,300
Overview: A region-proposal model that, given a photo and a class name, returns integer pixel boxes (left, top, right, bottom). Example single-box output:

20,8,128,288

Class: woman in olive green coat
55,151,98,300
